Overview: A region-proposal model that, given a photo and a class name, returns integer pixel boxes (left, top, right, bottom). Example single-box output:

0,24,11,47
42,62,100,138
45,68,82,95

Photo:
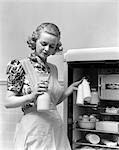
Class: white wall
0,0,119,80
0,0,119,149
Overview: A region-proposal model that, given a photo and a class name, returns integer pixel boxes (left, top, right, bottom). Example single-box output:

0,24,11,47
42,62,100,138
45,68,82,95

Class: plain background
0,0,119,149
0,0,119,80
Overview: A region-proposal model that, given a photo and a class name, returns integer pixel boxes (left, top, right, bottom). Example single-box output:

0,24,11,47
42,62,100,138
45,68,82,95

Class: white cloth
14,111,71,150
14,59,71,150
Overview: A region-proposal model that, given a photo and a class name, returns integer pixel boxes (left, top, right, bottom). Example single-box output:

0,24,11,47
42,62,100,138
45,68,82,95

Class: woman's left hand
65,78,84,97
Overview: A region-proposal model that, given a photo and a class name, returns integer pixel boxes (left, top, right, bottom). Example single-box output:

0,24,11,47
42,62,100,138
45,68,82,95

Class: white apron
14,59,71,150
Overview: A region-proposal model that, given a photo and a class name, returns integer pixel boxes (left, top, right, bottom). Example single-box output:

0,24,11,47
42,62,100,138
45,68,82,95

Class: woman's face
35,31,59,62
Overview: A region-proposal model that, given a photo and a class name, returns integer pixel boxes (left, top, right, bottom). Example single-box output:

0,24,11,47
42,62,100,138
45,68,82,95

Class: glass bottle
90,88,99,105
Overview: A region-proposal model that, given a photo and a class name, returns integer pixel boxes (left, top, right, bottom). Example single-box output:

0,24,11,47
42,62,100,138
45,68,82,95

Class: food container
82,79,91,103
37,92,51,111
78,120,96,129
102,139,117,147
90,88,99,105
96,121,119,132
81,115,89,122
86,133,100,144
36,72,50,111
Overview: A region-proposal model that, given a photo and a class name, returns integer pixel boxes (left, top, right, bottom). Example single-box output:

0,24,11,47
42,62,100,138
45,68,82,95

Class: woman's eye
50,45,55,49
41,42,47,46
40,42,55,49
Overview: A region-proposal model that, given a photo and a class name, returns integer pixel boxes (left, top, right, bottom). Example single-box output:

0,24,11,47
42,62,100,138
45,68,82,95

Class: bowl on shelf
78,120,96,129
86,133,100,144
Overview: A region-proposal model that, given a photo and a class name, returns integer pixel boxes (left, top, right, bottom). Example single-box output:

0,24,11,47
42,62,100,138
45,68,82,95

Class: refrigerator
64,47,119,150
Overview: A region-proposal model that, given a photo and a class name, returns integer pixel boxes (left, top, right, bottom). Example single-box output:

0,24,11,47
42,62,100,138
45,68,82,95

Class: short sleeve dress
6,54,71,150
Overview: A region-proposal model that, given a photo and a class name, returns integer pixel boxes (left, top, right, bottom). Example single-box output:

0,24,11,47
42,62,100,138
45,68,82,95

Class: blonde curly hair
27,23,63,54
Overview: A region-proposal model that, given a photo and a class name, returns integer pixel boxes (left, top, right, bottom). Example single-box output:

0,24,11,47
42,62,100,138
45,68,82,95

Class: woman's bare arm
5,90,36,108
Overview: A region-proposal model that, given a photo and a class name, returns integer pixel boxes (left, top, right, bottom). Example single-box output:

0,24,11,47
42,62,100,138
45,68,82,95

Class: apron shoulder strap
47,63,57,80
20,58,37,90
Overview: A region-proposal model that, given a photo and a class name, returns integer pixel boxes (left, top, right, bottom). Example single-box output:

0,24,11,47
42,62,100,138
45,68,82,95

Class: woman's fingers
33,81,48,96
72,77,85,90
36,91,44,95
73,80,82,87
74,77,85,86
73,87,78,91
37,87,47,92
36,82,48,93
38,81,48,88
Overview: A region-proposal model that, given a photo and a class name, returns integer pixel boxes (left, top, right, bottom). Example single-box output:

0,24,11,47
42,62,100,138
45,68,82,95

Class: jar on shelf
90,88,99,105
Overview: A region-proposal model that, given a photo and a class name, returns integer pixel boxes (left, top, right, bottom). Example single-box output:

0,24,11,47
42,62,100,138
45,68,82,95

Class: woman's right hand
33,81,49,96
30,81,49,104
5,81,49,108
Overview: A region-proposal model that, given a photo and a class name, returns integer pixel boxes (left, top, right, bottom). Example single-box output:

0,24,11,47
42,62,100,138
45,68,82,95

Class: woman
5,23,82,150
